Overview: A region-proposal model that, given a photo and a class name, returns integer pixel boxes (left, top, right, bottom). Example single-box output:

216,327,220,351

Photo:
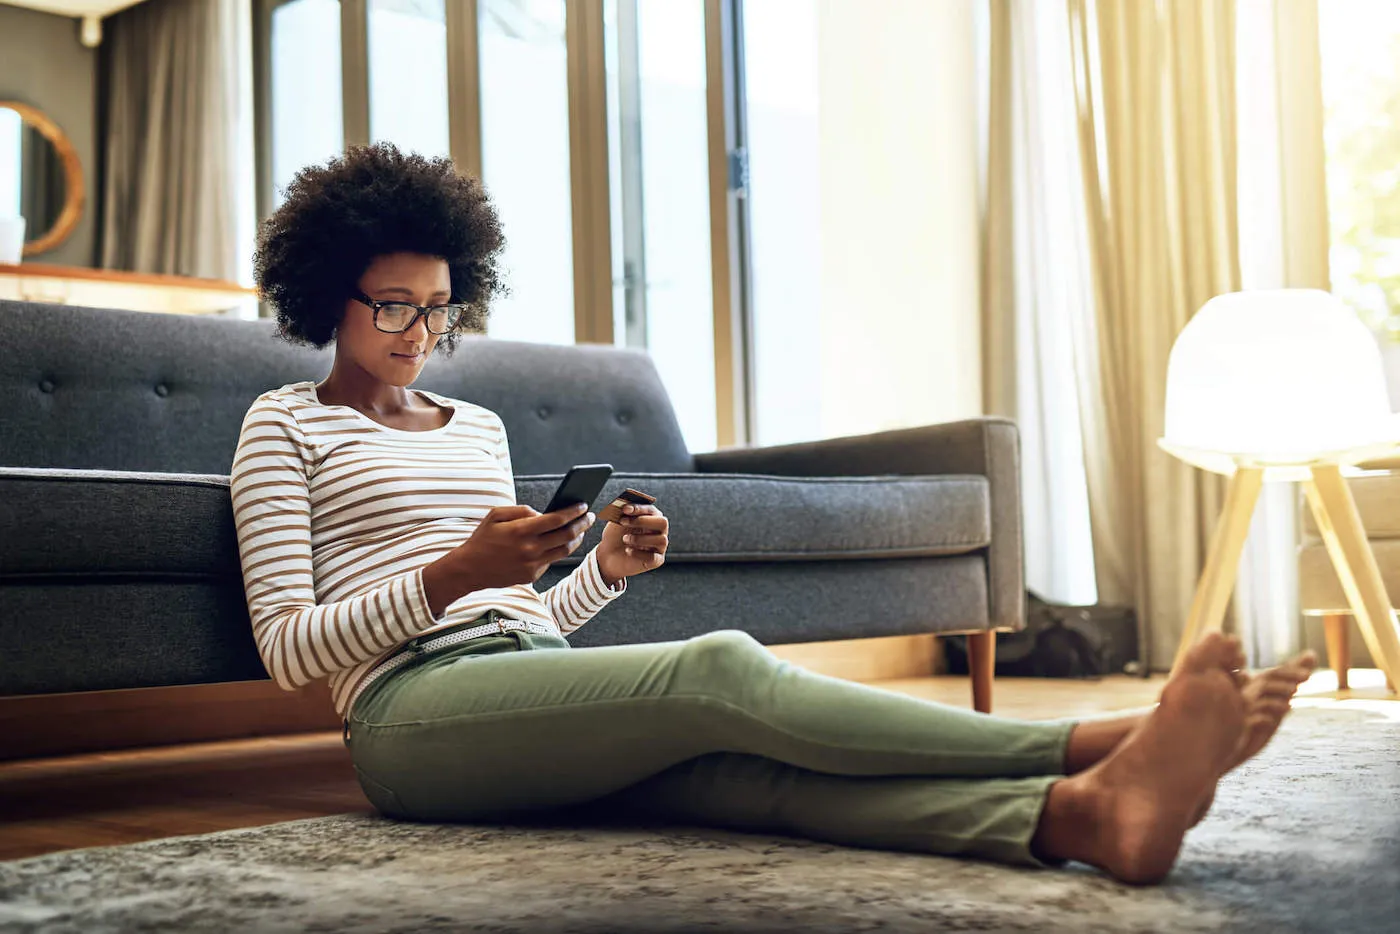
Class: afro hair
253,142,506,353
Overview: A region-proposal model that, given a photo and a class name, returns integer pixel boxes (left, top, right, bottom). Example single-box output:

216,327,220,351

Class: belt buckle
497,615,509,635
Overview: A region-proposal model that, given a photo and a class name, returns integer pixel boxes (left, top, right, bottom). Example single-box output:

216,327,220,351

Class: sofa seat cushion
516,472,991,562
0,468,239,580
1,468,991,582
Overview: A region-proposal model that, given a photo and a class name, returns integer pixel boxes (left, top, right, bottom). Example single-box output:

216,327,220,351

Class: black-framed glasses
352,291,468,335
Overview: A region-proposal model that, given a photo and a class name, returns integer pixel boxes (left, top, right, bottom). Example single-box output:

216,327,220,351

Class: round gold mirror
0,101,85,259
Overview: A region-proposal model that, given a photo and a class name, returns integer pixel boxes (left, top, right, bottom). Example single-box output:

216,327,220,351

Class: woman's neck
316,363,417,416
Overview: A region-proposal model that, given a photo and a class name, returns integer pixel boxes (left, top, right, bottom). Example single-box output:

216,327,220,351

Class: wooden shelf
0,262,258,316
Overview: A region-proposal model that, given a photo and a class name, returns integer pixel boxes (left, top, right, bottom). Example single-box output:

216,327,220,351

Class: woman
232,143,1316,886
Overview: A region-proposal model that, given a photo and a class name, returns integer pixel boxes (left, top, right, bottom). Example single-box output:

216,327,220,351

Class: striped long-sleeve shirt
230,381,626,717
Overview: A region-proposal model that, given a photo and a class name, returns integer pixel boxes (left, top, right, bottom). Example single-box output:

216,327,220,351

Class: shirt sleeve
230,395,440,692
491,415,626,634
543,548,627,635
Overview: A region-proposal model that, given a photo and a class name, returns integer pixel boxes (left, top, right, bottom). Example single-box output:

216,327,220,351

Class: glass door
269,0,345,204
604,0,716,452
478,0,576,345
369,0,450,159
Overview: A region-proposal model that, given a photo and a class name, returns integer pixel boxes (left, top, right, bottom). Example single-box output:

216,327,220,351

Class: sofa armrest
694,418,1024,632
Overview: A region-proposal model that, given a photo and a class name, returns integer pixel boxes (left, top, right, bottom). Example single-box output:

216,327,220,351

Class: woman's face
337,252,452,387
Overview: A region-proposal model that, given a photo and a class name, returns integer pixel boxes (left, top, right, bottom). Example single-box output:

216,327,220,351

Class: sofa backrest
0,301,693,476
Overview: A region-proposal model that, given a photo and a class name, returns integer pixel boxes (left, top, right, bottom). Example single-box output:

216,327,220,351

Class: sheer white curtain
983,0,1098,607
1232,0,1331,666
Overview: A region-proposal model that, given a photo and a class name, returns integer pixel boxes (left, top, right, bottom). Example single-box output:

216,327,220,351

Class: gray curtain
100,0,238,281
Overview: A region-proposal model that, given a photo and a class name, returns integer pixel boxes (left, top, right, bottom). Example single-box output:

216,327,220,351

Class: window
1321,0,1400,339
478,0,575,345
369,0,450,159
269,0,344,203
258,1,887,446
605,0,716,452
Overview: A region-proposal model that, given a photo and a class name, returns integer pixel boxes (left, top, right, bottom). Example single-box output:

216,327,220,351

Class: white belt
345,616,557,720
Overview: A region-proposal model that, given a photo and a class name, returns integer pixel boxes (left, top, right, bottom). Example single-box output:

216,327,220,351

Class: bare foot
1065,637,1244,779
1062,643,1316,829
1060,646,1315,831
1186,650,1318,825
1228,651,1317,770
1031,633,1246,885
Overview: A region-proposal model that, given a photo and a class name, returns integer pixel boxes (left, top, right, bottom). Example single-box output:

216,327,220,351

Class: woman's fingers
624,546,666,567
618,503,668,566
619,515,668,532
622,532,668,553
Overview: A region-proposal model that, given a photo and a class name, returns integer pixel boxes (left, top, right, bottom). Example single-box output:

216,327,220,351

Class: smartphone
543,464,614,514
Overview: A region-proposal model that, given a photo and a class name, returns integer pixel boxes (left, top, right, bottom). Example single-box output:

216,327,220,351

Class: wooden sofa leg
1323,613,1349,691
968,631,995,714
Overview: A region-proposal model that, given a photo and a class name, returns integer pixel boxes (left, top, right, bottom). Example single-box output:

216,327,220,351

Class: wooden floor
1,669,1393,863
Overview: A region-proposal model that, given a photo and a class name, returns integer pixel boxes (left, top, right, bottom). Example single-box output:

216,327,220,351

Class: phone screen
543,464,614,514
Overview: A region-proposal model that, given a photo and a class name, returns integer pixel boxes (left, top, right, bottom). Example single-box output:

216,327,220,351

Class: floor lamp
1160,289,1400,688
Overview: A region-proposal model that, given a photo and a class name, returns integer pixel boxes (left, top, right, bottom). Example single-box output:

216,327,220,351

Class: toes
1182,632,1241,675
1280,664,1315,685
1249,699,1291,721
1249,675,1302,700
1291,653,1319,677
1225,637,1247,671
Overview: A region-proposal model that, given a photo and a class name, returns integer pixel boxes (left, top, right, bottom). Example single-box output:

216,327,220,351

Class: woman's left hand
596,503,669,586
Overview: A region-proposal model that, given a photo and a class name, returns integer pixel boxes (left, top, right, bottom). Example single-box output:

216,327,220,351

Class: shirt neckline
303,381,460,437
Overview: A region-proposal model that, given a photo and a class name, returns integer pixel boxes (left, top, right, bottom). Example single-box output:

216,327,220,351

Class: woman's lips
391,352,423,363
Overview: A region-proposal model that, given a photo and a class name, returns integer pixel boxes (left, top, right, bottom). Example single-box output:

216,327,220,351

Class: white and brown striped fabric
230,381,625,717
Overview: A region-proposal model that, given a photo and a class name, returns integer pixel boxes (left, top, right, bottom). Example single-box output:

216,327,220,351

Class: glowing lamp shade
1161,289,1400,475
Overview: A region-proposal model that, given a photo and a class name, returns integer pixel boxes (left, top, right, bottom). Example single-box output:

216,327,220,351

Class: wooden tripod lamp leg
1322,614,1350,690
1172,467,1265,674
1304,466,1400,694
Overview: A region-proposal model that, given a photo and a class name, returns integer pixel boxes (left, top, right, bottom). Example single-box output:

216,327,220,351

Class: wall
815,0,982,437
744,0,982,447
0,3,98,267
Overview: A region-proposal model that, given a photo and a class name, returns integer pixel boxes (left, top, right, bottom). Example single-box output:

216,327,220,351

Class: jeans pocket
354,764,409,818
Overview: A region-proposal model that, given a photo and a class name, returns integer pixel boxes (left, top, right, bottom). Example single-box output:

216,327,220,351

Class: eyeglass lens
375,304,463,334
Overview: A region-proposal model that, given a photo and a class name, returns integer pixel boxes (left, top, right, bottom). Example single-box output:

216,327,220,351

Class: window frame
252,0,755,447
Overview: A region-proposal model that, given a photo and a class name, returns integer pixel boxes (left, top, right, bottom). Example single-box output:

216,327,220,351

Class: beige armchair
1299,458,1400,693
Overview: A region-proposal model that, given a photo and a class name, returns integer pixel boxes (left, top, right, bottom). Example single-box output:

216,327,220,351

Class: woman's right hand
460,503,595,587
421,503,594,616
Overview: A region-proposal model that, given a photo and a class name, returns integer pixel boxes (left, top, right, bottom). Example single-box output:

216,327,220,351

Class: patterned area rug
1,704,1397,934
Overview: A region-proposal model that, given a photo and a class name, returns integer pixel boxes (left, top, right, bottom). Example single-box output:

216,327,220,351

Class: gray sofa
0,300,1024,704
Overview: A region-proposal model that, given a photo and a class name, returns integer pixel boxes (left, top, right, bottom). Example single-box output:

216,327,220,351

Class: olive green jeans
346,617,1075,867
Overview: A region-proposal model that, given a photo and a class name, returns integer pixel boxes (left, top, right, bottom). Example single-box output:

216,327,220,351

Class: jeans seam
354,763,407,813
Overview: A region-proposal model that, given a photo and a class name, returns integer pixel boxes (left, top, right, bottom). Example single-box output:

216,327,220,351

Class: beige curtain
980,0,1016,421
1066,0,1241,669
99,0,238,281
